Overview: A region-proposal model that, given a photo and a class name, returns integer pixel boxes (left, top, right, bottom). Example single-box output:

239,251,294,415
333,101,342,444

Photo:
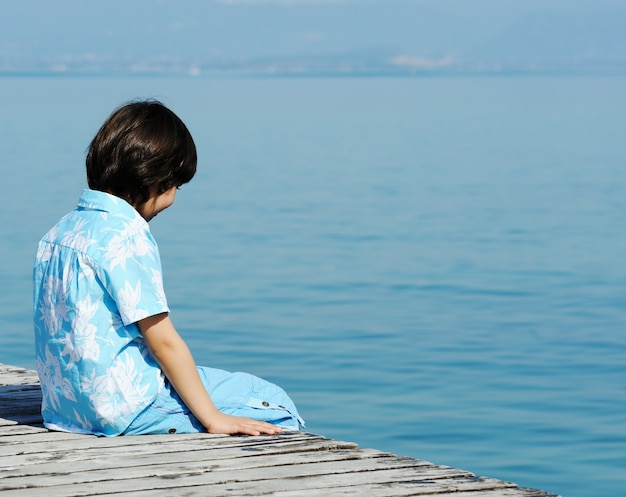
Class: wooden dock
1,363,558,496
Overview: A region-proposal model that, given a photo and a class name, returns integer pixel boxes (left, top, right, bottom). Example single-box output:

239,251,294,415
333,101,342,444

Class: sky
1,0,625,74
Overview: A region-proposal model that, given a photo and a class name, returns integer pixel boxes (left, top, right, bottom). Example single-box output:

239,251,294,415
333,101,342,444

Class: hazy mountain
1,0,624,75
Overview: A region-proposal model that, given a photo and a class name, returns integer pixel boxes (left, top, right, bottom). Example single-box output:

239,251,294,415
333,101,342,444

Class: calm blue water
1,75,625,497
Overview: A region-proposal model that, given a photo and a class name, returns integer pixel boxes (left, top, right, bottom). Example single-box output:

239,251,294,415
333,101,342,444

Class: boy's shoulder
44,203,153,259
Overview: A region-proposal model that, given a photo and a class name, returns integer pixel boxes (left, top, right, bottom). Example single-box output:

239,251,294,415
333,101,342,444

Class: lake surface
1,75,625,497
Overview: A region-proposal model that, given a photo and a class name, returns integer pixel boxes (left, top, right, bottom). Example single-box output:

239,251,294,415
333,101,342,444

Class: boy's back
34,189,167,435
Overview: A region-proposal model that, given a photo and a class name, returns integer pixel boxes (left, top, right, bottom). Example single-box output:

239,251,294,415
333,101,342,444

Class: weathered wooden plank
236,483,556,497
0,392,41,406
104,486,555,497
125,487,553,497
0,464,493,496
0,431,235,450
0,366,39,386
0,416,41,427
0,434,356,458
0,425,47,437
0,415,43,427
0,445,393,480
0,452,462,491
0,377,43,428
0,384,41,395
0,405,42,416
0,472,525,497
253,484,556,497
0,434,360,467
0,430,325,449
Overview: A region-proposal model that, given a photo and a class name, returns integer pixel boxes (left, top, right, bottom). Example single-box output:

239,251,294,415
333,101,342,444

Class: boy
33,100,303,436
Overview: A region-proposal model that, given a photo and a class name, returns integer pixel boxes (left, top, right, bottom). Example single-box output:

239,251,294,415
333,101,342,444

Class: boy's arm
137,312,282,436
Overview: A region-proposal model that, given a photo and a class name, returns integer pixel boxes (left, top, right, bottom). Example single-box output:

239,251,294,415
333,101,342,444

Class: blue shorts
123,367,304,435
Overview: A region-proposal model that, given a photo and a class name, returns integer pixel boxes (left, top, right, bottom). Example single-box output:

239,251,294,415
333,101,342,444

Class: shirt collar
77,189,143,222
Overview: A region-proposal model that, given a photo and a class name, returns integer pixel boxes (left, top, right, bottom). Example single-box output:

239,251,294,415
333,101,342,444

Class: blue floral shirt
33,189,169,436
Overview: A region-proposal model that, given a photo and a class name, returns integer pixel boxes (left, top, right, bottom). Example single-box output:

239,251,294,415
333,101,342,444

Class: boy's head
86,100,197,207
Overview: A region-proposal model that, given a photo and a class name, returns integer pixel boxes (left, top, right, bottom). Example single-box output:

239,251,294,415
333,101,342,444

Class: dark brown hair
86,100,197,206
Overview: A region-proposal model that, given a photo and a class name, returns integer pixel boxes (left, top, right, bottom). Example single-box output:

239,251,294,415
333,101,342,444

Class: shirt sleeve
97,222,170,326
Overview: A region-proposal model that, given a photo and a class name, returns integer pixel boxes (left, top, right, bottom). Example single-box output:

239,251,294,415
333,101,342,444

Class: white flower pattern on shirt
117,280,144,320
81,356,152,427
151,268,168,309
102,216,155,272
60,218,95,253
39,273,70,336
33,190,170,436
59,295,101,368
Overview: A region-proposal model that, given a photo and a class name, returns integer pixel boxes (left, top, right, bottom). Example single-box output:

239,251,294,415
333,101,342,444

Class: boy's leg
197,367,304,431
124,367,304,435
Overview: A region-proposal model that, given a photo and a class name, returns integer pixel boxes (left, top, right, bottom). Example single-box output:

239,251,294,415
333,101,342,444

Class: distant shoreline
2,68,625,79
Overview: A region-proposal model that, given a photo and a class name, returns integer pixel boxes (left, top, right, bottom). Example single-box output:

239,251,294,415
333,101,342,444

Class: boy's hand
206,412,282,436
